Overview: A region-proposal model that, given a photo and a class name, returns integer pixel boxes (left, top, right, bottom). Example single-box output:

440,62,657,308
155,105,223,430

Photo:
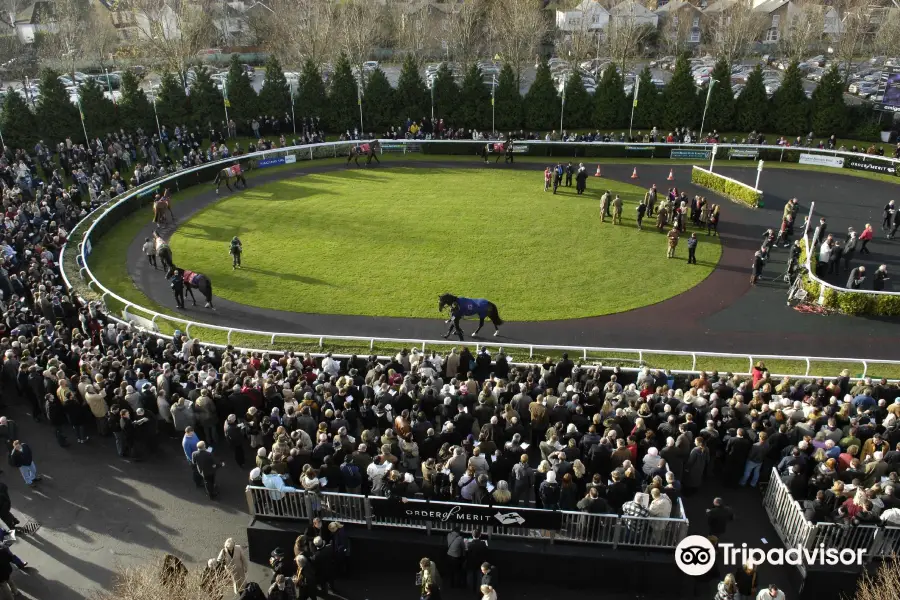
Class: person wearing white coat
217,538,249,594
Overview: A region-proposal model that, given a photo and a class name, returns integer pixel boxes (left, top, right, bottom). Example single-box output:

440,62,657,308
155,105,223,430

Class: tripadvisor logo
674,535,866,576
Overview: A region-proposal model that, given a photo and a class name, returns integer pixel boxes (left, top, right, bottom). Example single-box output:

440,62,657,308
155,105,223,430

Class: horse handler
142,237,158,270
169,268,185,309
230,236,243,270
442,302,464,341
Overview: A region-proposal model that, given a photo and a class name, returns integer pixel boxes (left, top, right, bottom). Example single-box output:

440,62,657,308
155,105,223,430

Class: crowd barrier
245,486,689,550
762,468,900,575
57,139,900,381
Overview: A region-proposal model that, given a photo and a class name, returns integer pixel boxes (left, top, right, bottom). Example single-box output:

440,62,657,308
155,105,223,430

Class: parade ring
161,166,721,320
82,158,900,361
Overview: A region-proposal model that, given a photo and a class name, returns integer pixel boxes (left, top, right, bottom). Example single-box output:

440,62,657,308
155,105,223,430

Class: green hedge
690,167,762,208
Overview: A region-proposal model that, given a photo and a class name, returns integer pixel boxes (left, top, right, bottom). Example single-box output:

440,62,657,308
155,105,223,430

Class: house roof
753,0,790,13
656,0,702,13
702,0,736,13
17,1,53,25
609,0,657,16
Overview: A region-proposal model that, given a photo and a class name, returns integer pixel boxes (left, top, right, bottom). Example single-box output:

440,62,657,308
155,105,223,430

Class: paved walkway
124,160,900,360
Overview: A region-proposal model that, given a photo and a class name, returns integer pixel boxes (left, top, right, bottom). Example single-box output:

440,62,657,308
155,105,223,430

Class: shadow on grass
240,266,332,286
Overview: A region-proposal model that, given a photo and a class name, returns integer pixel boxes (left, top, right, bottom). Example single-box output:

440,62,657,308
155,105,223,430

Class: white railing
762,468,900,565
58,139,900,382
244,486,689,549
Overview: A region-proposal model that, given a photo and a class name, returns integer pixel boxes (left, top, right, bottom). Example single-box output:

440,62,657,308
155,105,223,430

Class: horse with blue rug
438,293,503,339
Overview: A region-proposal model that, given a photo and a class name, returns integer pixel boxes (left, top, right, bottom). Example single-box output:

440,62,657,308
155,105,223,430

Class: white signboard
798,153,844,168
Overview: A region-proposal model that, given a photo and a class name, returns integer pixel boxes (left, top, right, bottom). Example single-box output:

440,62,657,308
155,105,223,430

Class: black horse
167,266,214,308
438,293,503,338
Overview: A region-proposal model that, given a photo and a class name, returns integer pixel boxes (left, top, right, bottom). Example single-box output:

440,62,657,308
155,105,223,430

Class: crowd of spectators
763,374,900,536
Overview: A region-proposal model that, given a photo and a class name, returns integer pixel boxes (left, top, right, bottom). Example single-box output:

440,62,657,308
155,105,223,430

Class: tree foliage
594,65,627,129
811,65,846,136
296,59,328,122
35,69,81,142
190,66,226,131
432,63,460,124
224,54,258,126
363,68,396,131
494,63,522,132
562,71,592,132
770,61,809,135
702,58,735,133
524,61,559,131
119,70,155,134
631,66,659,129
458,64,491,130
156,72,190,128
258,54,291,118
1,90,38,150
662,54,699,129
327,54,359,132
79,77,118,135
735,65,768,132
395,53,429,122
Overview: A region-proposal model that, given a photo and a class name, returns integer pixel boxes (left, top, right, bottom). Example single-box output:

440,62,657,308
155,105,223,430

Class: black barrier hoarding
845,158,898,175
369,498,563,530
877,66,900,113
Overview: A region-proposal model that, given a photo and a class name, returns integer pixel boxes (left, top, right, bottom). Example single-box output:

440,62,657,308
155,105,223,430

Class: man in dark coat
466,529,489,590
706,497,733,537
311,536,336,595
192,441,221,499
0,482,18,531
724,429,751,486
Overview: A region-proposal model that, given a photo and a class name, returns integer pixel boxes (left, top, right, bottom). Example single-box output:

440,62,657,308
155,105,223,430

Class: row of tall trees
1,52,861,150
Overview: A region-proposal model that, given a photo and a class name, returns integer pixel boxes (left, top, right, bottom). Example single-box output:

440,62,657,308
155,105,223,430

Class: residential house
211,1,251,45
555,0,610,31
655,0,703,44
701,0,737,42
609,0,659,29
13,1,55,44
753,0,792,44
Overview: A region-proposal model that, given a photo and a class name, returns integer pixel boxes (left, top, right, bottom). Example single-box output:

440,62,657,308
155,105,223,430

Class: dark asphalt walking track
124,160,900,360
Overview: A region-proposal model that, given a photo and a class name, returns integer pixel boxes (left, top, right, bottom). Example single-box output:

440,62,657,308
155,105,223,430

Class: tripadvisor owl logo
675,535,717,576
675,535,867,576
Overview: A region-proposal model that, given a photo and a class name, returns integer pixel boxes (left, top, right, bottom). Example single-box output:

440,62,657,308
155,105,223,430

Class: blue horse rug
457,297,490,318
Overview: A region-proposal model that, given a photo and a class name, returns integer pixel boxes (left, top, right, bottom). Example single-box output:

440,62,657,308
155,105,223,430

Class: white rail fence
57,140,900,381
762,468,900,573
244,486,689,549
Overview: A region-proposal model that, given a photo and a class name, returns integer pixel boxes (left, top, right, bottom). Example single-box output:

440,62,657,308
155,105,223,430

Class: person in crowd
9,440,40,488
217,537,249,595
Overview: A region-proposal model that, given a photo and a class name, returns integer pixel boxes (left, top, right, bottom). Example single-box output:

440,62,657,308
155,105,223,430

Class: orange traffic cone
667,169,675,181
594,164,602,177
631,167,638,179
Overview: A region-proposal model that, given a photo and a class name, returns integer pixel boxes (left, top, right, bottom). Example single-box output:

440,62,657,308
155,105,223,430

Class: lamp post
152,95,162,140
755,159,764,190
491,74,496,135
104,67,116,105
699,78,717,142
559,72,566,135
290,79,296,135
710,143,718,172
357,79,364,135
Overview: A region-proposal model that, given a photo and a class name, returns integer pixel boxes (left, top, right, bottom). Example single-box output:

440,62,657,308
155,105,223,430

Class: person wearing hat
229,236,242,270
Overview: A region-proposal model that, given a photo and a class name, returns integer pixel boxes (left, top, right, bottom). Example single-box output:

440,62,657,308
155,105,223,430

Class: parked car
242,64,255,76
362,60,379,71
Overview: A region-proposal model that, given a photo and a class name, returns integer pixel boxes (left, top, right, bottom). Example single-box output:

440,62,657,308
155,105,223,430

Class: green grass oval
169,167,721,320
